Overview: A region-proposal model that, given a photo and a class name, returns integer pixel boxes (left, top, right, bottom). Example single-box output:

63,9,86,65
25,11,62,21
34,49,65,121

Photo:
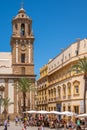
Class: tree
2,97,11,120
70,56,87,113
16,77,34,112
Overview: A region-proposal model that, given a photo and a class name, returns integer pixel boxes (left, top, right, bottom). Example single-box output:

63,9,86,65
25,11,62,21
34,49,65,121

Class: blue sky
0,0,87,78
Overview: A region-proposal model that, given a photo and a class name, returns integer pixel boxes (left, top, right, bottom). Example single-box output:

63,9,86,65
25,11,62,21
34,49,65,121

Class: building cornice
0,74,36,79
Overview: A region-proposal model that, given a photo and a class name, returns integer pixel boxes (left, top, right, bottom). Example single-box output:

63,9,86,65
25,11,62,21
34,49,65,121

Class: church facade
0,8,36,118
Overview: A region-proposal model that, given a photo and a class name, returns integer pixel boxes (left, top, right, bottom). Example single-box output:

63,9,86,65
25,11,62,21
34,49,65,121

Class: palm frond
69,56,87,74
2,97,11,108
17,77,34,93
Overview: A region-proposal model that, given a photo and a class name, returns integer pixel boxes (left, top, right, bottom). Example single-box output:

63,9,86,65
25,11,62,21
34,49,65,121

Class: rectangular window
68,86,71,95
74,106,79,114
63,106,66,111
68,106,71,111
75,86,79,93
21,54,25,63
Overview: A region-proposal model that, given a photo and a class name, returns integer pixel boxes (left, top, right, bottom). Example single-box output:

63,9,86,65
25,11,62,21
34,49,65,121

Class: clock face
21,44,26,50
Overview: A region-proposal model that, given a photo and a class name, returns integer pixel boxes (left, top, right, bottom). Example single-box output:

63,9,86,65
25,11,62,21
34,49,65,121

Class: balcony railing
73,93,80,97
48,96,61,102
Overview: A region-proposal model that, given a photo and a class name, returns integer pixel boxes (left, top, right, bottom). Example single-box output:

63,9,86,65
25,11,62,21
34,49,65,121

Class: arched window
21,53,25,63
54,88,56,96
49,90,50,96
63,85,66,96
28,24,30,35
75,86,79,93
51,89,53,96
21,23,25,36
58,87,61,97
73,80,80,95
67,82,71,95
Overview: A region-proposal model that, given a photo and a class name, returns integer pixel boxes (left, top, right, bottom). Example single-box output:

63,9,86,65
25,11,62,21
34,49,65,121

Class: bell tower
11,8,35,76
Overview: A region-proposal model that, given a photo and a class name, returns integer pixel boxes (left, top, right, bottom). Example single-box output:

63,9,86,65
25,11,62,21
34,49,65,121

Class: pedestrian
76,118,81,127
38,123,44,130
4,119,8,130
22,125,26,130
15,115,19,125
63,120,67,130
19,115,22,125
66,118,74,130
7,115,10,126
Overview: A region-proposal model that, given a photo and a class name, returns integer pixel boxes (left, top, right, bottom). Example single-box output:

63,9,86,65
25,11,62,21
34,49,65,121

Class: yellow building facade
37,39,87,114
37,65,48,110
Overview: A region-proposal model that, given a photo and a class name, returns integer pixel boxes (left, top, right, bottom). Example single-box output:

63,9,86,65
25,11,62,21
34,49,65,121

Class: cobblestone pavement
0,122,64,130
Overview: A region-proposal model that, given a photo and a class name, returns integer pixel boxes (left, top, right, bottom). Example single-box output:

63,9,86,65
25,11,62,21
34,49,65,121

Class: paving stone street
0,121,65,130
